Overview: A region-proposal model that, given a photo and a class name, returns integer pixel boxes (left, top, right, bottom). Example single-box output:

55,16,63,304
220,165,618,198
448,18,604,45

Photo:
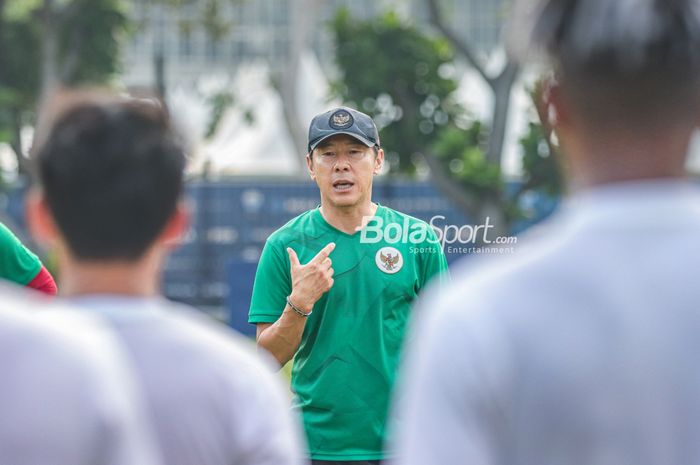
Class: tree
332,9,458,176
331,8,563,235
426,0,518,166
0,0,127,174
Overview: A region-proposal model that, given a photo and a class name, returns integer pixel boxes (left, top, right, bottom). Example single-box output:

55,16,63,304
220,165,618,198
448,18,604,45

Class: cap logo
329,110,353,129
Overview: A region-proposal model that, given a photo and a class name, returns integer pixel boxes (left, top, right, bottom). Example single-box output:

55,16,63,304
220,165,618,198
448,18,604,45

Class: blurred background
1,0,698,333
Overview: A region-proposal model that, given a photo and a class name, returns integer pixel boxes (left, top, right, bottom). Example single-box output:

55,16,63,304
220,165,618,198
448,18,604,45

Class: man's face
307,134,383,210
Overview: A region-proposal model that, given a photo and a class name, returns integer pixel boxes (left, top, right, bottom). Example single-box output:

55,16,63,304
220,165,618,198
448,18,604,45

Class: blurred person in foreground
27,90,306,465
0,287,159,465
249,107,448,464
392,0,700,464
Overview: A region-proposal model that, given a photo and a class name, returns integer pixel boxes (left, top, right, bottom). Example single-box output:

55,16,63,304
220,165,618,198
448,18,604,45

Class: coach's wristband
286,296,312,317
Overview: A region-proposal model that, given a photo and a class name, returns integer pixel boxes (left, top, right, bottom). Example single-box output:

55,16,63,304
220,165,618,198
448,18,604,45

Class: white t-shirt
70,295,306,465
0,285,160,465
393,180,700,465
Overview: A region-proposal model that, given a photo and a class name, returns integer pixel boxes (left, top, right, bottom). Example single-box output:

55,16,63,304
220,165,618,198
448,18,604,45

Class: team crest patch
329,109,353,129
375,247,403,274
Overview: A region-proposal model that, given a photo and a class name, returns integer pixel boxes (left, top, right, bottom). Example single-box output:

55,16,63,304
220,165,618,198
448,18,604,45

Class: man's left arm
0,223,57,295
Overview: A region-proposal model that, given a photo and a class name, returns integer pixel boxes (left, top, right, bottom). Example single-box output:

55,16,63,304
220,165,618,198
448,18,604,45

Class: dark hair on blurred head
509,0,700,128
33,90,186,261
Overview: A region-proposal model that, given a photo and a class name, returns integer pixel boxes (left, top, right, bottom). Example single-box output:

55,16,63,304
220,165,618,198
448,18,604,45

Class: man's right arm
255,300,310,366
252,242,335,366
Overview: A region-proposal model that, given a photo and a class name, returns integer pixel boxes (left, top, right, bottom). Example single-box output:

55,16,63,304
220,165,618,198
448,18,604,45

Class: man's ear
26,189,59,247
306,153,316,181
373,148,385,175
159,201,190,248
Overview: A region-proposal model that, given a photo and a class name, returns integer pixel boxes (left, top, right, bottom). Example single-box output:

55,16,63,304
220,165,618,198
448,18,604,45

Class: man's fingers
287,247,301,268
320,257,332,269
310,242,336,265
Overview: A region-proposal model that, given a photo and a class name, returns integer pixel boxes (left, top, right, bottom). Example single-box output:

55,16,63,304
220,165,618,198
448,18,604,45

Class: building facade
121,0,509,88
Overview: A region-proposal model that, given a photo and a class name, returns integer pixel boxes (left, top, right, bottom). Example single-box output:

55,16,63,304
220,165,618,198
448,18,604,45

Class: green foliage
3,0,43,22
150,0,241,42
519,121,563,196
332,8,463,174
0,0,127,176
205,91,234,139
331,9,563,229
58,0,128,85
201,0,231,41
0,18,40,108
433,123,501,198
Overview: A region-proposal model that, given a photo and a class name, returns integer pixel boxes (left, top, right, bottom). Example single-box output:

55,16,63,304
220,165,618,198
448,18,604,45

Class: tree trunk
424,0,520,236
276,0,319,173
39,0,59,100
475,200,508,244
485,63,519,165
0,0,5,65
10,108,28,175
154,50,166,100
34,0,61,144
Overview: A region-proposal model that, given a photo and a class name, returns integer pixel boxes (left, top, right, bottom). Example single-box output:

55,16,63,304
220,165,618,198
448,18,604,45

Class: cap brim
309,131,376,152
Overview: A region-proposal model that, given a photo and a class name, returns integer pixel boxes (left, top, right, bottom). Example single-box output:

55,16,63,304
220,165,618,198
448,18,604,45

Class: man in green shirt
249,107,448,464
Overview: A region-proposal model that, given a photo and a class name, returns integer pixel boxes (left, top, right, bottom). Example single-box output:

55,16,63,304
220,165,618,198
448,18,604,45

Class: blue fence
2,179,559,336
166,179,557,335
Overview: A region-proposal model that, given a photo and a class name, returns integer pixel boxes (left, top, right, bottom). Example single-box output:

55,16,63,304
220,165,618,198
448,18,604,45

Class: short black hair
34,96,186,261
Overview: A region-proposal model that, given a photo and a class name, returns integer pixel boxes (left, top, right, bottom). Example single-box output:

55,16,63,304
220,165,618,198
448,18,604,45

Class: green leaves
58,0,128,85
205,91,235,139
331,8,563,230
150,0,241,43
331,9,461,174
433,123,503,199
3,0,42,22
0,0,128,175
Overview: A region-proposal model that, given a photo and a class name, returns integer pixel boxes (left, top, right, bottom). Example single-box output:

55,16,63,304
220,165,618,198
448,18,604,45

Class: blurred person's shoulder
421,209,574,323
158,298,279,372
74,294,279,376
0,281,118,349
0,282,143,406
0,285,161,465
420,179,700,326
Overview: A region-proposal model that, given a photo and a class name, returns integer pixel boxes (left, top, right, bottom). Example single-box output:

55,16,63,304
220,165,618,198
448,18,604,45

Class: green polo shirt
249,205,448,461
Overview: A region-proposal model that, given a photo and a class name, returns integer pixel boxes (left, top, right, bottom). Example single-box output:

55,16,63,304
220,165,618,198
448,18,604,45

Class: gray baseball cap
307,106,381,153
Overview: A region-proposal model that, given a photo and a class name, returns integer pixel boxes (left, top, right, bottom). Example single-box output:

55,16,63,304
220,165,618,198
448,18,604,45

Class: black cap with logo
307,106,380,153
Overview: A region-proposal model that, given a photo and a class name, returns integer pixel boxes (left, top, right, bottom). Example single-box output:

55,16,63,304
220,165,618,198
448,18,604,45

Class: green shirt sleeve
248,237,292,324
0,222,43,286
418,226,449,291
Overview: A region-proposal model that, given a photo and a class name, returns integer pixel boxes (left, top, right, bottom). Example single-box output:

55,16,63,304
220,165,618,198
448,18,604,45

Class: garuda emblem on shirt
375,246,403,274
381,252,399,270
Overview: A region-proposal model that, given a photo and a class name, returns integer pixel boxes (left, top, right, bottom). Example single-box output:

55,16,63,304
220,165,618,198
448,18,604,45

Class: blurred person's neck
59,246,162,298
563,125,692,191
319,199,378,235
